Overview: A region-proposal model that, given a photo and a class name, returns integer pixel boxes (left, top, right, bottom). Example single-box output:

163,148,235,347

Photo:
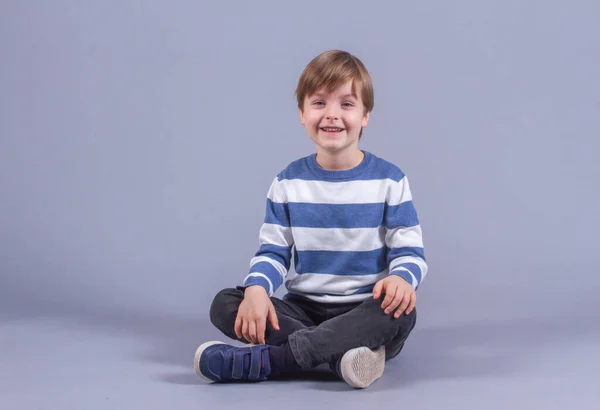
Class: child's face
300,81,370,155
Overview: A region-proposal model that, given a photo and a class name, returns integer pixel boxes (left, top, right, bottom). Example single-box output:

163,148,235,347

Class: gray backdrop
1,1,599,409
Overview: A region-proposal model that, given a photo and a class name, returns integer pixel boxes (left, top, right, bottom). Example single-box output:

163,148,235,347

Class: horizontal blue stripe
267,200,418,229
384,201,419,229
255,244,292,270
390,262,422,284
288,202,384,228
278,151,405,182
387,246,426,265
265,199,291,227
249,261,284,290
295,248,387,275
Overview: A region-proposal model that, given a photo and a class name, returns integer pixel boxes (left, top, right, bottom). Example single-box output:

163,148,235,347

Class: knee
382,308,417,346
209,287,243,327
365,297,417,333
388,304,417,331
400,307,417,332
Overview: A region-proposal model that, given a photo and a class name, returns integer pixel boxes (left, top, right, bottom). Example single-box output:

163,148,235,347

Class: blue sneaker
194,341,272,382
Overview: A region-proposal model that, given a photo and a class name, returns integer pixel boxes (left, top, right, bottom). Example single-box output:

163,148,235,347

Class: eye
342,101,355,107
312,100,325,106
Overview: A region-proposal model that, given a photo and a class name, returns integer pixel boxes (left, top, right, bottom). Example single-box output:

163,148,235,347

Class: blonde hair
295,50,374,114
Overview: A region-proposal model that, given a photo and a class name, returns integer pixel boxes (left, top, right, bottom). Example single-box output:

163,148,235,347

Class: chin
319,143,351,154
316,139,343,148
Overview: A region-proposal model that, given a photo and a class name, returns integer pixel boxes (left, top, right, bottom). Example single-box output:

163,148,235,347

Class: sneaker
334,346,386,389
193,341,272,382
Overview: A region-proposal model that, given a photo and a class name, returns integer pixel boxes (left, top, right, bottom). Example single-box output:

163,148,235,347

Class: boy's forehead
309,82,360,99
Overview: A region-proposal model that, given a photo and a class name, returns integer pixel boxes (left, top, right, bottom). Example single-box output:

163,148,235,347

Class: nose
325,107,340,121
324,104,340,121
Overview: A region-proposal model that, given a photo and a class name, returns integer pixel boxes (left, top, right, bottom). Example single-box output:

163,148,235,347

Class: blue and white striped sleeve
242,176,294,296
384,175,428,289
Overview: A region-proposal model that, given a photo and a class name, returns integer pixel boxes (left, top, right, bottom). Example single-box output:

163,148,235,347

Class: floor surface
1,308,599,410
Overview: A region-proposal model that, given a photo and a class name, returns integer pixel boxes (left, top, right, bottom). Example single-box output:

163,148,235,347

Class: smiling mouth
320,127,344,133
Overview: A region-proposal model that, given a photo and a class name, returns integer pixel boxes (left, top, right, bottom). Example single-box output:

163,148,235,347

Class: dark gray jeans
209,288,417,369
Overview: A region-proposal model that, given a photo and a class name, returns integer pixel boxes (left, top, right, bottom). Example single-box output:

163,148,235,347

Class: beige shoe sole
339,346,386,389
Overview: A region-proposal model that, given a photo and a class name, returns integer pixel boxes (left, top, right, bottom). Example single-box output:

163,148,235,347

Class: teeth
322,128,342,132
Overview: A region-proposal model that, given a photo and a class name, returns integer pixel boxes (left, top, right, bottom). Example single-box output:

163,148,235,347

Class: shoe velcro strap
248,347,262,381
231,349,244,380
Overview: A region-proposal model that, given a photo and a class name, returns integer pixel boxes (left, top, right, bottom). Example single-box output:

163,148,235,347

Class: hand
234,286,280,344
373,275,416,318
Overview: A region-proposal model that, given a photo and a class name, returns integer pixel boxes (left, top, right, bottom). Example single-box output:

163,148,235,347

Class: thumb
268,303,280,330
373,280,383,299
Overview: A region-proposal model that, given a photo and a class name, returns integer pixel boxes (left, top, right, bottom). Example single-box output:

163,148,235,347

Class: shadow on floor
3,300,600,391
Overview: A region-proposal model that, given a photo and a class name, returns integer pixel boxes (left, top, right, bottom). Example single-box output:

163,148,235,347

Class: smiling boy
194,50,428,389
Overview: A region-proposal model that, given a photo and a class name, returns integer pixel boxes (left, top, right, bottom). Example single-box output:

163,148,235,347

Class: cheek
355,114,367,127
343,115,361,128
304,113,321,126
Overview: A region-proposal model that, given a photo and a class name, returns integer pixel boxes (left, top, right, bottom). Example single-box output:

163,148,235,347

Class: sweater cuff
389,269,417,289
242,274,272,296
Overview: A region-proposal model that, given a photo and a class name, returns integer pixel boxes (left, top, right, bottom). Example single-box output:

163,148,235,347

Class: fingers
248,321,257,344
393,290,411,318
241,319,250,343
257,318,266,345
373,280,383,300
238,301,275,344
241,318,265,344
234,314,242,339
258,303,280,345
405,291,416,315
394,290,416,318
380,285,397,311
268,303,280,331
384,287,402,314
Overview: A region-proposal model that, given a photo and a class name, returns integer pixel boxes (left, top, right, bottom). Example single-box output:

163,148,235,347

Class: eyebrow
312,93,357,99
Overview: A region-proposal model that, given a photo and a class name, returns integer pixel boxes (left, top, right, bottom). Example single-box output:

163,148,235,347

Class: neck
315,148,364,170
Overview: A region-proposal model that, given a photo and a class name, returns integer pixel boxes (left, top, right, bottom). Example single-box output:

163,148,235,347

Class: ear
299,108,306,125
362,111,370,128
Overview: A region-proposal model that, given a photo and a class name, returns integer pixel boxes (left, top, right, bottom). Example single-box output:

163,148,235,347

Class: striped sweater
242,151,427,303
